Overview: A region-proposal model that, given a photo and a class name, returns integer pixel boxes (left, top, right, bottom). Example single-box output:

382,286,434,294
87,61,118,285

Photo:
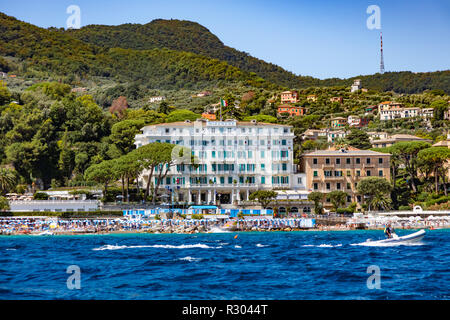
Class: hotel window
220,177,225,184
314,183,318,190
347,196,351,203
346,170,351,177
326,183,331,190
313,171,318,177
356,158,361,164
325,158,330,164
356,170,360,177
347,183,351,190
335,171,343,177
261,177,266,184
367,170,371,176
228,177,233,184
261,164,265,171
379,170,383,177
260,151,265,158
219,128,224,133
366,158,371,164
282,163,287,171
165,128,170,133
212,151,216,158
282,140,287,146
313,158,318,165
379,158,383,164
298,177,303,184
346,158,351,164
248,151,253,158
337,183,341,190
324,171,332,177
357,196,362,202
336,158,341,165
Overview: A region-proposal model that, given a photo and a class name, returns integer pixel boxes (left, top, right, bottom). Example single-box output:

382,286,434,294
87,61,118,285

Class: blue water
0,230,449,300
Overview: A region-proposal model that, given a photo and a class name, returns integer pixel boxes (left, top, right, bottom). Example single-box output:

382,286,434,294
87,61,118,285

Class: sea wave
178,256,202,262
256,244,269,247
92,243,217,251
302,244,342,248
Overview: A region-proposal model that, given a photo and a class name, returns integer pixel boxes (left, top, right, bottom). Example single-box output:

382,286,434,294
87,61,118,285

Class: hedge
0,211,124,218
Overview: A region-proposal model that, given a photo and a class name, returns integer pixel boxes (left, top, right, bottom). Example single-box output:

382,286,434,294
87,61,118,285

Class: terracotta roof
303,149,391,156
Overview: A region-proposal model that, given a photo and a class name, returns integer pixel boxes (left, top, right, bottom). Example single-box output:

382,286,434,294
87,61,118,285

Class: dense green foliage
62,19,450,93
0,13,273,90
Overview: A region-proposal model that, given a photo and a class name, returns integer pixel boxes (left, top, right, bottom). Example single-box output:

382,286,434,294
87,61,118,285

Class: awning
189,206,218,210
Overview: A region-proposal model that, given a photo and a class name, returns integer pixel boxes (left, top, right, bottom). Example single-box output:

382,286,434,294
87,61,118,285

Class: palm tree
0,167,17,195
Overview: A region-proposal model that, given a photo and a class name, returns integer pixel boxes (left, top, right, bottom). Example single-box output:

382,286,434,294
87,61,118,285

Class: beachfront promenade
0,216,318,235
1,212,450,235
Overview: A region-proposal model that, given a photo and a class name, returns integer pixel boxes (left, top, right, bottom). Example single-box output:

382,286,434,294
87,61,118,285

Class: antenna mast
380,32,385,74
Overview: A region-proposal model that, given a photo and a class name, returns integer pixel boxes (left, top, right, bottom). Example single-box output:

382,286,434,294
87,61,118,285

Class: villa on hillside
371,134,432,148
331,117,347,128
277,104,305,117
280,91,299,104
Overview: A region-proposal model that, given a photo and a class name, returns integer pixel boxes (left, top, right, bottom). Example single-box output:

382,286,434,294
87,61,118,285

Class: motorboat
366,229,426,245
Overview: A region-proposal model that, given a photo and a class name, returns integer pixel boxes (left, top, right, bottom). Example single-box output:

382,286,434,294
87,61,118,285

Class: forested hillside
0,13,273,90
62,18,450,94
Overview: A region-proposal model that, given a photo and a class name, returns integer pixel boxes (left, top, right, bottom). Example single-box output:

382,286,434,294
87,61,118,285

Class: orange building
201,112,216,120
277,105,305,117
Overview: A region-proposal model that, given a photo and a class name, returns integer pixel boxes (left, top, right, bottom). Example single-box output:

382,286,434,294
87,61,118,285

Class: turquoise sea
0,229,449,300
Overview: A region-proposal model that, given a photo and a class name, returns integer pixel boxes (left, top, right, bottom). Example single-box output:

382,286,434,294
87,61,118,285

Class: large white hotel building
134,119,306,206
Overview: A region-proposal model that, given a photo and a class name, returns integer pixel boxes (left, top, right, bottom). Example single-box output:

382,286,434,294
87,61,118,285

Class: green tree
431,100,448,121
84,160,118,196
0,81,11,106
417,147,450,195
0,167,16,195
328,190,348,213
157,101,170,114
308,192,324,215
0,196,10,211
357,177,392,212
166,110,200,123
249,190,278,208
345,128,372,149
110,119,145,155
390,141,431,192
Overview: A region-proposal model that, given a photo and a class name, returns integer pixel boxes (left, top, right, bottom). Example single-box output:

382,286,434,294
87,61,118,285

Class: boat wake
302,244,343,248
178,256,202,262
207,227,231,233
93,243,219,251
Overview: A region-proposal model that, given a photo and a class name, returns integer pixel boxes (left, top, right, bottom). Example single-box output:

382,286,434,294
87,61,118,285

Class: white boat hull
369,229,426,244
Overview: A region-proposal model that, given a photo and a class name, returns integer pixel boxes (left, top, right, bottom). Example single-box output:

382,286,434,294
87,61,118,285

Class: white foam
256,244,268,247
93,243,216,251
302,244,342,248
208,227,231,233
234,245,242,248
178,256,201,262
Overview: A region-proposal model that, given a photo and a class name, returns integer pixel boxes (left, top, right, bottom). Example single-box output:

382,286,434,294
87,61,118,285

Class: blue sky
0,0,449,79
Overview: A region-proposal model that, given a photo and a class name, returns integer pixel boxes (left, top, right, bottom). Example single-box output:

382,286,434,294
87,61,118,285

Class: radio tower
380,32,385,74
